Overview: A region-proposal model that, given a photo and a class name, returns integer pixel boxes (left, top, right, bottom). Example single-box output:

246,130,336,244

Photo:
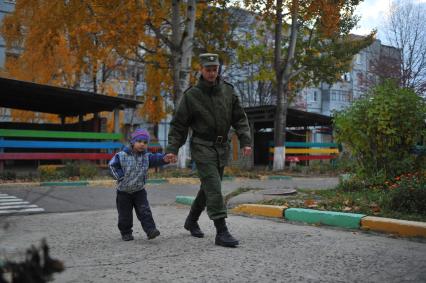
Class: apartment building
0,0,15,69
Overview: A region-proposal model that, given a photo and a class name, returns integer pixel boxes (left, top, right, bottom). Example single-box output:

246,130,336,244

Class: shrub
384,172,426,215
336,171,390,192
38,165,63,181
79,162,98,179
336,175,366,192
333,151,356,173
63,162,80,178
333,81,426,180
309,162,335,174
0,171,17,181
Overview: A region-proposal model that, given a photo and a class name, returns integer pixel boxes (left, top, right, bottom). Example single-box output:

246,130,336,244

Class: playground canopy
0,77,141,116
244,105,333,128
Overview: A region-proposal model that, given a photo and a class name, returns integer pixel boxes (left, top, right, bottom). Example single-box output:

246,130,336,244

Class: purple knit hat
130,128,150,144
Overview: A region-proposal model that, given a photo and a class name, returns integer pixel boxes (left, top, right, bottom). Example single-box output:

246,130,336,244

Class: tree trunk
272,0,299,171
272,0,285,171
170,0,197,168
179,0,196,100
171,0,182,106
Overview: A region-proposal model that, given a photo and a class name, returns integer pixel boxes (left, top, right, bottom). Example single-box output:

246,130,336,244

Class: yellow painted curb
88,180,115,186
232,204,287,218
361,216,426,237
0,182,38,187
167,177,200,185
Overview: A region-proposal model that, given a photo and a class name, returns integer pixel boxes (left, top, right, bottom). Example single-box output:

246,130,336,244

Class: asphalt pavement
1,206,425,282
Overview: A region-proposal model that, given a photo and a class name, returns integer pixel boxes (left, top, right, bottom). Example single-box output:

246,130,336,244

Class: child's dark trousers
116,189,156,236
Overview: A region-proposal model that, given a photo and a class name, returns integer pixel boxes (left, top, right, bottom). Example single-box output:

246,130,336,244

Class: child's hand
164,153,177,163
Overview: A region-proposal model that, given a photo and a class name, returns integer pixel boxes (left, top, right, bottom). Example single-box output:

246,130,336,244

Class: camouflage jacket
166,76,251,165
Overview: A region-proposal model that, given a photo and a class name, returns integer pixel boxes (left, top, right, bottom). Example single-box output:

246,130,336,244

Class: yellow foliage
140,61,169,124
1,0,207,125
305,0,344,37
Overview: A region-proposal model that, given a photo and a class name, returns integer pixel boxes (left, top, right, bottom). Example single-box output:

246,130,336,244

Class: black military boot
214,218,239,247
184,210,204,238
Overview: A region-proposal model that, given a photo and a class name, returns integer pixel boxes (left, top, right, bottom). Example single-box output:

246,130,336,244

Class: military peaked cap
199,53,220,67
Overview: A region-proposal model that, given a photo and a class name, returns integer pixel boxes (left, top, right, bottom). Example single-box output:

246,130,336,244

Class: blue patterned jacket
108,146,167,193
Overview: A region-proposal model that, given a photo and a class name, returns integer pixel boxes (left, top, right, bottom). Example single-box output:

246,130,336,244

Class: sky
352,0,426,41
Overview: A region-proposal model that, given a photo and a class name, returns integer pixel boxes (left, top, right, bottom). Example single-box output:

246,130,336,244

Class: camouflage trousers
190,161,227,220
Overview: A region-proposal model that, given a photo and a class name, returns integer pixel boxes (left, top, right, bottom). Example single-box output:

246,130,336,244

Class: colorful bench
0,129,164,164
0,129,122,163
269,141,339,164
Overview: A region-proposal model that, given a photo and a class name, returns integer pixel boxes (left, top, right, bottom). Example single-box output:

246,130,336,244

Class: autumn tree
235,15,276,106
384,0,426,96
0,1,133,128
1,1,201,129
243,0,375,170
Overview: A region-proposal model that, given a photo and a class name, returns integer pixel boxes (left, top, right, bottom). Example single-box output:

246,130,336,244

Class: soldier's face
201,65,219,83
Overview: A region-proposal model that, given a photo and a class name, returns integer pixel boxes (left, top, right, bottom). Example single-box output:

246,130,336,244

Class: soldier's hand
242,146,252,156
164,153,177,163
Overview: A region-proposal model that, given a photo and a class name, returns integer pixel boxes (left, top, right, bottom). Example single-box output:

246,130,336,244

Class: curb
232,204,287,218
88,180,115,186
40,181,89,187
361,216,426,237
167,177,200,185
267,175,292,180
285,208,365,229
0,182,39,187
176,196,195,205
174,197,426,238
147,178,168,184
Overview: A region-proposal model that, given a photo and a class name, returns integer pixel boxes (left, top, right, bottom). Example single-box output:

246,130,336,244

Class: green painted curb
147,179,168,184
284,208,365,229
40,181,89,187
176,196,195,205
268,175,292,180
222,176,235,181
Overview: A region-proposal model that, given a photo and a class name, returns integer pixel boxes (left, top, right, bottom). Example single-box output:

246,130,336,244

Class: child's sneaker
121,234,134,241
147,229,160,240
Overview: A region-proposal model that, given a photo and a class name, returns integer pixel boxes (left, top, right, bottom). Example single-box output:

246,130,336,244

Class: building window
343,73,351,82
330,89,351,102
313,91,317,102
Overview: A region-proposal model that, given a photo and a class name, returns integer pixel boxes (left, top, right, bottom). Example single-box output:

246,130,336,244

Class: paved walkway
1,206,425,282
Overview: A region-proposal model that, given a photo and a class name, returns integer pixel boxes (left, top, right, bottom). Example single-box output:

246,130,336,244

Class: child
109,128,171,241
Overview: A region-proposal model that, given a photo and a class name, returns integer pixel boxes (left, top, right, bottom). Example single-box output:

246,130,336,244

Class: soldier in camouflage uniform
165,53,252,247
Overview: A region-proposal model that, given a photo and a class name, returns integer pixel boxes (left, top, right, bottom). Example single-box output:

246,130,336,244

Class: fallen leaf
370,202,381,213
343,206,352,212
304,199,318,208
372,207,380,212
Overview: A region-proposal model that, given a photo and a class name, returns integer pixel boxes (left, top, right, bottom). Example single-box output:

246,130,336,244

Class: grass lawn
258,188,426,222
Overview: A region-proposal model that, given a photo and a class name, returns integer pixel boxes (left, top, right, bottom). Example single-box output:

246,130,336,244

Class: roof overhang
244,105,333,128
0,77,142,116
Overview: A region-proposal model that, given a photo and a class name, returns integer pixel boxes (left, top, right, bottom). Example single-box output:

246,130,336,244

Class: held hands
164,153,177,163
164,148,250,163
242,146,252,156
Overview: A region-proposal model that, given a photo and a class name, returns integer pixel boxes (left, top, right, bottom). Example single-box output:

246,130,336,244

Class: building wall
302,39,400,143
304,39,400,117
0,0,15,69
